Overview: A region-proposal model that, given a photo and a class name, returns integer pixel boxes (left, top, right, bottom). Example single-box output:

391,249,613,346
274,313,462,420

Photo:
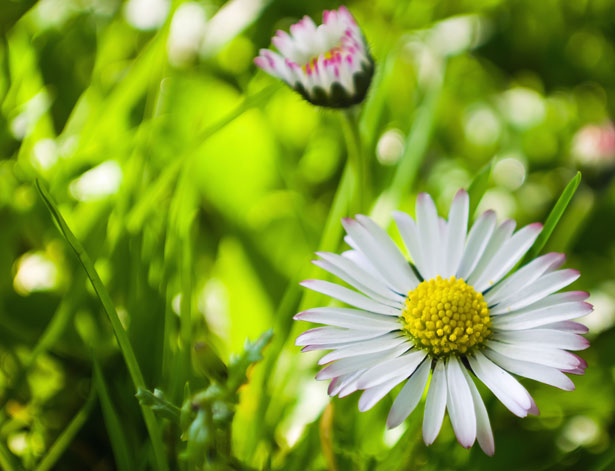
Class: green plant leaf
93,357,134,471
524,171,582,263
227,329,273,393
467,159,494,220
35,179,168,471
136,388,181,423
35,387,97,471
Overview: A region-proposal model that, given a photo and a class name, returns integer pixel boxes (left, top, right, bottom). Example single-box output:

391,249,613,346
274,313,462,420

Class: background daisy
254,6,374,108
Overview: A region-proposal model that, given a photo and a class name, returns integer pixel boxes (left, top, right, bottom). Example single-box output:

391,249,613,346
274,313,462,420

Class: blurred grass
0,0,613,470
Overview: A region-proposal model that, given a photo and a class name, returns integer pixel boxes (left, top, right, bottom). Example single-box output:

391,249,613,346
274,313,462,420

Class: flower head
295,190,591,455
254,6,374,108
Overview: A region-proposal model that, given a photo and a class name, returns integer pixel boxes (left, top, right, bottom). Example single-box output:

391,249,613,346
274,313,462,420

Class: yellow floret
401,276,491,357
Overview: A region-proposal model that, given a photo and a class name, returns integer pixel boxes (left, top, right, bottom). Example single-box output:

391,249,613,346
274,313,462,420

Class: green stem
298,163,354,313
369,67,445,222
245,161,355,460
93,356,133,471
340,108,367,214
35,179,169,471
244,104,367,462
180,219,193,381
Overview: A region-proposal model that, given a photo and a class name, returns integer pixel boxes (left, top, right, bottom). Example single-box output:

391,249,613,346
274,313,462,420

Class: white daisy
254,6,374,108
295,190,591,455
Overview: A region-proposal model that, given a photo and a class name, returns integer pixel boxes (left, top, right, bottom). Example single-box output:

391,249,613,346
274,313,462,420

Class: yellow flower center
401,276,491,356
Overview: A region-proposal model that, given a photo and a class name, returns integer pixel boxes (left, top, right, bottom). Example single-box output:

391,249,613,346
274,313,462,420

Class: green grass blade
244,165,353,459
0,289,82,410
126,84,279,233
93,357,134,471
299,163,354,313
525,171,582,262
35,387,97,471
35,179,169,471
389,81,442,201
467,159,494,220
371,65,446,220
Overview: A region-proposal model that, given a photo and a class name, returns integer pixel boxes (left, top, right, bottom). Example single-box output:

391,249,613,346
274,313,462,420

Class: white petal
528,395,540,416
439,217,448,261
338,369,367,397
342,218,417,294
416,193,441,280
295,326,386,346
422,360,448,445
443,190,469,278
491,291,587,316
460,367,495,456
271,30,298,61
386,359,431,429
493,328,589,351
301,341,359,352
328,370,364,396
457,210,496,280
541,319,589,334
484,348,575,391
473,223,543,292
356,214,420,288
490,269,581,314
467,219,516,286
393,211,425,275
562,366,586,376
316,251,404,304
485,252,566,305
341,249,377,275
255,49,293,83
467,352,532,417
315,344,408,380
358,376,406,412
312,259,402,308
327,375,344,396
295,307,400,331
446,356,476,448
491,301,593,330
300,280,401,316
318,334,409,365
485,340,582,370
357,350,426,389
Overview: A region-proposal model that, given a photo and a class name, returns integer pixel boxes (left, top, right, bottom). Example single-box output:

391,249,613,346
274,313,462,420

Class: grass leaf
35,179,169,471
35,387,97,471
525,171,582,262
93,357,134,471
467,159,494,220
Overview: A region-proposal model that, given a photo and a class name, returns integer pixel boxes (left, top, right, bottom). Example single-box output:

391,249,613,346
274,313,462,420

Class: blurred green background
0,0,614,470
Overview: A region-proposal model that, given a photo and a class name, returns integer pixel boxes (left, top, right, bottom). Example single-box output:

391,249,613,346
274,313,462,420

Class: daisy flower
254,6,374,108
295,190,591,455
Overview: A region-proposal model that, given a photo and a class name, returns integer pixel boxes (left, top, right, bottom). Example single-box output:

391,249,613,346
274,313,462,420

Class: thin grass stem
35,179,169,471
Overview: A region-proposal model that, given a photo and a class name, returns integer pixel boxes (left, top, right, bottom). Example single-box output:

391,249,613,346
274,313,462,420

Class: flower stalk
340,107,369,214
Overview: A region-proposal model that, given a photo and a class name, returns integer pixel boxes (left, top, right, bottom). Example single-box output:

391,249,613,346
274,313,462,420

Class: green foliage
0,0,613,470
524,171,582,262
137,330,272,469
467,159,493,220
36,178,169,470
